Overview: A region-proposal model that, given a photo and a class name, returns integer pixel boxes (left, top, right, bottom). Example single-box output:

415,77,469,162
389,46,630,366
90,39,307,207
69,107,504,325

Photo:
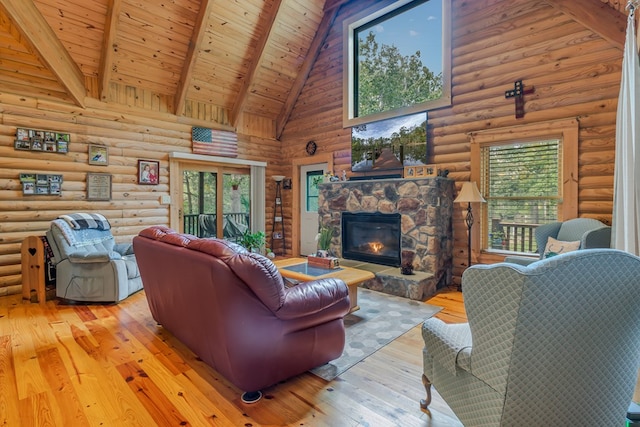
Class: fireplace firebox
341,212,401,267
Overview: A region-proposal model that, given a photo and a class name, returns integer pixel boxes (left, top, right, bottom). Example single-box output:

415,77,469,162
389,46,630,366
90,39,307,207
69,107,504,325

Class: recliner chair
421,249,640,426
46,213,143,302
504,217,611,265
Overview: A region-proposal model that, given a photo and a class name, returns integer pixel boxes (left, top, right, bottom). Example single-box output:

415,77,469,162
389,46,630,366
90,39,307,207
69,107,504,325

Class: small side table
21,236,46,304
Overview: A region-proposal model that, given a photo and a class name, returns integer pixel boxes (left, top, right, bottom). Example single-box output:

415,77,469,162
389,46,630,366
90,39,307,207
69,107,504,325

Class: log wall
280,0,622,286
0,93,284,295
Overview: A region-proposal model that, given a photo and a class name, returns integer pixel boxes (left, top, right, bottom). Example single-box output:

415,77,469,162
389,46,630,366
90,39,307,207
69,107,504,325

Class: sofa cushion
159,233,197,247
543,236,580,258
138,225,174,240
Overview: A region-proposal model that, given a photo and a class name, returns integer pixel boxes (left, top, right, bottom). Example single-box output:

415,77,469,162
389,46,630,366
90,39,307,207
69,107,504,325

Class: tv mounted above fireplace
350,111,428,174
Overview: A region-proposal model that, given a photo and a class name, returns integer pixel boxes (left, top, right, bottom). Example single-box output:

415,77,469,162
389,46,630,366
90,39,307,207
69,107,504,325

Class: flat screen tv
351,111,428,173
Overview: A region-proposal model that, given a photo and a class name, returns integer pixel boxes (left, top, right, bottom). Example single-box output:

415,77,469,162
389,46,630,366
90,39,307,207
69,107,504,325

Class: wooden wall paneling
279,0,624,287
0,93,279,294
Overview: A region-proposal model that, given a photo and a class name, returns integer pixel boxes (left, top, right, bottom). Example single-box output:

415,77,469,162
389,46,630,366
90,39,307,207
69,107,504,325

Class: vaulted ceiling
0,0,630,137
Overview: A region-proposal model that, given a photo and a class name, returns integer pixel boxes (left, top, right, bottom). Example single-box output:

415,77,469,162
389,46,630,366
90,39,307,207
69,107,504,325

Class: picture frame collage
19,173,63,196
14,128,69,154
404,164,439,179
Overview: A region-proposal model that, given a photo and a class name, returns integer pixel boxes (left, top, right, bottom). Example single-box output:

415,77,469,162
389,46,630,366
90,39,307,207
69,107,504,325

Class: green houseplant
238,230,266,253
316,227,333,255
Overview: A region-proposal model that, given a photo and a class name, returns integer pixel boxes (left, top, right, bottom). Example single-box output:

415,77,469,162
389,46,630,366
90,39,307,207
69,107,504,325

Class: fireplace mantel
318,177,454,297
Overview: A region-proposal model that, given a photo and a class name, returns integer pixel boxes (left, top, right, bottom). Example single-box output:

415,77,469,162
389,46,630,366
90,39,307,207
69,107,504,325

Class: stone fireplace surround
317,177,454,300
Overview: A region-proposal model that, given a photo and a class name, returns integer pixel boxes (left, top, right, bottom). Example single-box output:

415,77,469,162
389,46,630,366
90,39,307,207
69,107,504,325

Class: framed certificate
86,173,112,201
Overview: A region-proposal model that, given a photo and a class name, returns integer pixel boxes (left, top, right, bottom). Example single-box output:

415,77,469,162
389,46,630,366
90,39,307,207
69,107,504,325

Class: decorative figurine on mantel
342,170,347,181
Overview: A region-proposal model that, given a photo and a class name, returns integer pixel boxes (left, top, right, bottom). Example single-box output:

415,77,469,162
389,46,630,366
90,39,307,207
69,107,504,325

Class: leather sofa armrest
68,251,111,263
276,278,349,320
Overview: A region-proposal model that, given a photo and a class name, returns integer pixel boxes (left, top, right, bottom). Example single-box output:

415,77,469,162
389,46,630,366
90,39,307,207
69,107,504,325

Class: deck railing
490,220,540,254
183,212,250,239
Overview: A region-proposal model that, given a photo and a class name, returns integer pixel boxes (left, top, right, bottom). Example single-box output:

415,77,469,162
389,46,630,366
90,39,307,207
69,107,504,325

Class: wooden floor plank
37,346,90,427
116,360,191,426
0,289,471,426
0,335,20,426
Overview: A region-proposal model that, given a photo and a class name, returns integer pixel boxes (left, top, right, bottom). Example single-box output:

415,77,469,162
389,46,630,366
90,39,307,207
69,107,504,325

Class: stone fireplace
318,177,454,299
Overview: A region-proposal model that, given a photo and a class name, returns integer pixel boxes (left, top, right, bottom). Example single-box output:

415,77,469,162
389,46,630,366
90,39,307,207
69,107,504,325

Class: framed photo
44,141,57,152
404,166,416,178
87,173,112,201
88,144,109,166
283,178,292,190
56,133,69,153
14,139,31,150
138,159,159,185
16,128,30,142
30,139,43,151
423,164,438,177
22,182,35,195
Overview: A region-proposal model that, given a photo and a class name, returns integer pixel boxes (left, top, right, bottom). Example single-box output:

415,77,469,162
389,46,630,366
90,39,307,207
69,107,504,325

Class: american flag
192,127,238,158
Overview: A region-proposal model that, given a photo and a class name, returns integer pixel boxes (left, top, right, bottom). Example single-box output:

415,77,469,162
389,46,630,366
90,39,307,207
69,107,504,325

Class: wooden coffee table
274,257,375,313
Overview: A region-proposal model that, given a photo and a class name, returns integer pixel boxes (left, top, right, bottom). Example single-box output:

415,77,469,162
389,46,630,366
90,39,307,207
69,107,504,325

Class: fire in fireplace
341,212,401,267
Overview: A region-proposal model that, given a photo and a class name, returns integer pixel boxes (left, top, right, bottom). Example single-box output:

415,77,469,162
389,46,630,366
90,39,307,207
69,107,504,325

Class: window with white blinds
481,139,561,254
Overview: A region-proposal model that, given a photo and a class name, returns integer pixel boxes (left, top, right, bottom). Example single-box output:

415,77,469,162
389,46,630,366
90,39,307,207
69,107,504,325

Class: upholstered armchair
46,213,143,302
504,217,611,266
421,249,640,426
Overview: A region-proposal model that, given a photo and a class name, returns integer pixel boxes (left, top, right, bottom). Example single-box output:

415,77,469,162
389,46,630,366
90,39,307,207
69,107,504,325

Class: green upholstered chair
421,249,640,426
504,217,611,266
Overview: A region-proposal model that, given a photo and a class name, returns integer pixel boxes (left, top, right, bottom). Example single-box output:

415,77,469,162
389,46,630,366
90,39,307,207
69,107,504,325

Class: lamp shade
272,175,285,182
454,181,486,203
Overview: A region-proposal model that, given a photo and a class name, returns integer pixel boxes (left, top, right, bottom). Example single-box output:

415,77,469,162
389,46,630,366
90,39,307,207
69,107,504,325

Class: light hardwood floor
2,288,637,426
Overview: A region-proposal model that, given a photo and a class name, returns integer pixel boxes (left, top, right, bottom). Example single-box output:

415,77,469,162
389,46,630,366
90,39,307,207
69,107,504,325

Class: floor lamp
454,182,486,269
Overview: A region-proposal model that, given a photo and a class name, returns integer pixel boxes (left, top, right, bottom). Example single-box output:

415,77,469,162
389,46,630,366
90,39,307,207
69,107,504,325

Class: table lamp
454,181,486,268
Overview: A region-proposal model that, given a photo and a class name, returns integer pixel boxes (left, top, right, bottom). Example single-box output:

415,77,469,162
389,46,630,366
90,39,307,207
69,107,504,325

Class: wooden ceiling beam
174,0,213,116
230,0,283,128
276,5,340,139
99,0,122,102
0,0,86,107
544,0,626,51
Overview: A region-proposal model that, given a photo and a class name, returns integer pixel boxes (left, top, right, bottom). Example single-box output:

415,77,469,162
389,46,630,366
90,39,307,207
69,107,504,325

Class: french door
180,163,250,241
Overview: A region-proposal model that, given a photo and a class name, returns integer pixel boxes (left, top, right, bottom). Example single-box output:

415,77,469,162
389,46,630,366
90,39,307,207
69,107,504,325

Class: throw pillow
543,237,580,258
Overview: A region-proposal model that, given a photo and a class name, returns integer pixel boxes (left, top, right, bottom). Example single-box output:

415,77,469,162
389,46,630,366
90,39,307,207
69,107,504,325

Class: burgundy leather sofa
133,226,350,402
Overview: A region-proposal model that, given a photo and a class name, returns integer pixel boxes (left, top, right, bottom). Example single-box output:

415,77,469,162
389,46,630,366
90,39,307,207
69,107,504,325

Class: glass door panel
222,172,251,241
183,169,217,237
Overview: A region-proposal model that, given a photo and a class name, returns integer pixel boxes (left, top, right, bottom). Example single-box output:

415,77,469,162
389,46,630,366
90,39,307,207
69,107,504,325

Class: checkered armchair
46,213,143,302
421,249,640,426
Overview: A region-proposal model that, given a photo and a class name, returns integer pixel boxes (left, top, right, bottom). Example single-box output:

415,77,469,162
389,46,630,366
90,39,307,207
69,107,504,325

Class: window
343,0,451,127
470,119,579,256
482,140,560,253
307,170,323,212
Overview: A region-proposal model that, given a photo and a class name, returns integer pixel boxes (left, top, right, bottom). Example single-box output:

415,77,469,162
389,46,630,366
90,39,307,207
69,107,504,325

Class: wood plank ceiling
0,0,631,136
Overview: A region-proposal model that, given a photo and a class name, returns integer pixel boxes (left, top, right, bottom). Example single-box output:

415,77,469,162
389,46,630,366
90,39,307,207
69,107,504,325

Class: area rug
309,288,442,381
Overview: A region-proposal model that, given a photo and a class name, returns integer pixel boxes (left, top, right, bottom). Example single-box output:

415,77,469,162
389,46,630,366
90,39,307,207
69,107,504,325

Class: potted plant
315,227,333,257
238,230,266,253
229,175,244,190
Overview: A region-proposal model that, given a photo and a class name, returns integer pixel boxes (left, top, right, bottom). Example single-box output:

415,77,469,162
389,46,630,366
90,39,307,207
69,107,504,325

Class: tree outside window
344,0,451,126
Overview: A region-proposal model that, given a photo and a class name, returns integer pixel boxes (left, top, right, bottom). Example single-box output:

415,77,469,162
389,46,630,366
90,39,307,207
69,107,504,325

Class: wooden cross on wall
505,80,534,119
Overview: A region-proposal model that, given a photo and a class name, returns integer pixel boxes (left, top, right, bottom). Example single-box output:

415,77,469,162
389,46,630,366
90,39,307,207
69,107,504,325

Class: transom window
344,0,451,127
